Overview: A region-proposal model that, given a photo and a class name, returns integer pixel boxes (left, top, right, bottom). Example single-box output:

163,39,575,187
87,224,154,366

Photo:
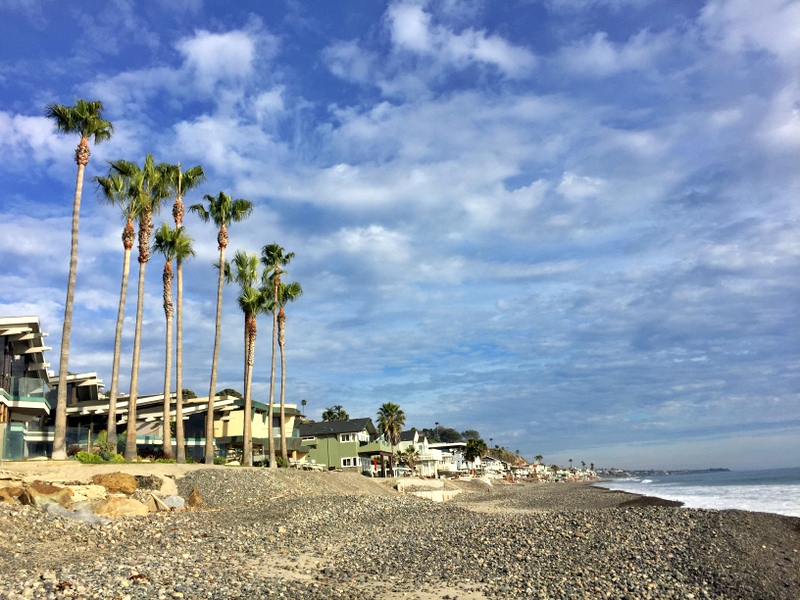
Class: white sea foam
596,473,800,517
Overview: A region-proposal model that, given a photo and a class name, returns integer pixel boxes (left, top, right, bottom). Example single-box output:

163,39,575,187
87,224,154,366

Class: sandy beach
0,463,798,599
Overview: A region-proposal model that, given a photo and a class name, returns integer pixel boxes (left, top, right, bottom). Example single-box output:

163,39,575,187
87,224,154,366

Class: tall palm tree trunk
161,261,174,458
52,151,87,460
204,246,226,464
175,258,186,463
267,300,278,468
124,259,147,461
243,314,256,466
107,238,132,449
278,309,288,461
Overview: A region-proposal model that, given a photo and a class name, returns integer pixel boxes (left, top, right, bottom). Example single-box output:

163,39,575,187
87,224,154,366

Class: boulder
0,486,24,502
19,481,74,509
186,488,203,507
161,495,185,510
134,475,163,490
159,475,178,496
148,493,172,512
66,484,107,503
89,497,149,517
92,472,138,495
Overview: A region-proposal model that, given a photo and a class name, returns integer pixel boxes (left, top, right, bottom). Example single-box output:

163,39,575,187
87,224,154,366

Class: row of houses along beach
2,315,598,484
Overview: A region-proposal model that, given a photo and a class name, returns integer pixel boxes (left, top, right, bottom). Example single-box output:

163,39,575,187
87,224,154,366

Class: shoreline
1,465,798,599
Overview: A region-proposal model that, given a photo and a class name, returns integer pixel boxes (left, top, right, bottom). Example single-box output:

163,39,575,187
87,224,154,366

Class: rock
134,475,163,490
89,496,149,517
19,480,74,508
146,495,159,513
92,472,138,495
160,475,179,495
0,486,24,502
66,484,107,502
186,488,203,507
162,495,186,510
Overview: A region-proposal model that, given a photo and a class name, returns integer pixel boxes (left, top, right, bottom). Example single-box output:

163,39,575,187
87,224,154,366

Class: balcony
1,376,48,400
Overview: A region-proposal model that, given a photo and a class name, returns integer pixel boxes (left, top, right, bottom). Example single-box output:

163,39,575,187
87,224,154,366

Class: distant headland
597,467,730,478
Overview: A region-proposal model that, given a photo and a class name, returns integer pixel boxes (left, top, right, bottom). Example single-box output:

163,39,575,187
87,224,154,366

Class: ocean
593,467,800,517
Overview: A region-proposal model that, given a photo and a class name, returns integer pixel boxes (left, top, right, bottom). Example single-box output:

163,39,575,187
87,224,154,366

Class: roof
298,418,376,437
399,429,418,442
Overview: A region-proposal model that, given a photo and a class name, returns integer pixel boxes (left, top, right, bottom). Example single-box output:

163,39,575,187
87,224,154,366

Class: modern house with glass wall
58,386,305,463
1,315,306,463
0,316,53,459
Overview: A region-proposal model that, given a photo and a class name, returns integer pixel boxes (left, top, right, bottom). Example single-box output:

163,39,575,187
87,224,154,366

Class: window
340,433,353,442
341,457,359,467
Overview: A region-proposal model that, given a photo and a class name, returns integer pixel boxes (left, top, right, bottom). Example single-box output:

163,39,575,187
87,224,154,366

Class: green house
298,418,393,475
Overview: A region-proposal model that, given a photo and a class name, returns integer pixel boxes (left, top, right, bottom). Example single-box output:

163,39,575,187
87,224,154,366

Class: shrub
75,451,103,464
276,456,289,469
92,430,115,455
66,444,82,457
109,453,125,463
213,457,226,465
154,457,176,463
185,457,195,464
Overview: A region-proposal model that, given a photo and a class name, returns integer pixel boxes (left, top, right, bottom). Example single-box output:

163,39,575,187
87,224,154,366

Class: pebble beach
1,467,798,599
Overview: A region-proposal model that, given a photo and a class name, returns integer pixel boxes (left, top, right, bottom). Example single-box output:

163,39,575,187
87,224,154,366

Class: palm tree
153,223,187,458
260,244,295,468
110,155,168,461
190,192,253,464
162,163,205,228
171,227,195,463
161,163,203,463
45,99,113,459
225,250,268,467
569,458,573,471
376,402,405,474
534,454,543,465
464,438,487,469
396,446,420,473
322,405,349,421
275,280,303,461
94,171,141,450
301,399,307,415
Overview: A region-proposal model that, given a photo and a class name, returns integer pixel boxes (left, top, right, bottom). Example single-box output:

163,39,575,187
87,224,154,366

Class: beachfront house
214,398,304,463
0,316,52,459
56,385,305,463
298,418,394,475
482,456,508,478
428,442,480,476
397,429,442,478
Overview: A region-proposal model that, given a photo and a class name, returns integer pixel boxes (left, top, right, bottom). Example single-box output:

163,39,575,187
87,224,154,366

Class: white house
397,429,442,478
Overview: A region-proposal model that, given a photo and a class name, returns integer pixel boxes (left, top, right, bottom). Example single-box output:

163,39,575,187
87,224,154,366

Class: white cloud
386,1,536,77
558,29,672,76
253,87,286,125
700,0,800,68
0,111,72,170
86,28,274,119
556,172,606,201
758,81,800,149
176,30,257,93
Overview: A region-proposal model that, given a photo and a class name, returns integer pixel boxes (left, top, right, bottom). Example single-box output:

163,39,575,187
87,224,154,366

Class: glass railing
5,376,48,399
273,427,301,438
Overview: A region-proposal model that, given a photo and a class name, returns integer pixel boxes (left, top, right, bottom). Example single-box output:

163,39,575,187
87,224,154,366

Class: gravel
0,468,797,599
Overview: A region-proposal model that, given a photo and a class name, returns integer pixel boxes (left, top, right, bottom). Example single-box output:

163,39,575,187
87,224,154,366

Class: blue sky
1,0,798,470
